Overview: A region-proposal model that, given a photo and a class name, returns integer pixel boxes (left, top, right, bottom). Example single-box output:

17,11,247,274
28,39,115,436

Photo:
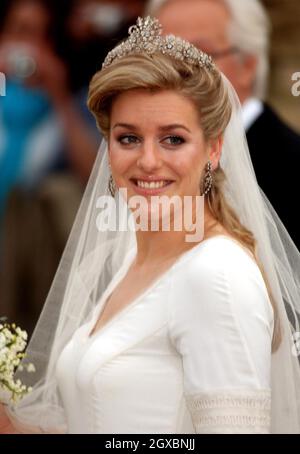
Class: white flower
0,333,6,350
0,322,35,403
26,364,36,373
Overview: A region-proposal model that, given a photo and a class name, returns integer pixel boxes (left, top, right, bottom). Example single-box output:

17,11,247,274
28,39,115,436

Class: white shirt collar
242,98,264,131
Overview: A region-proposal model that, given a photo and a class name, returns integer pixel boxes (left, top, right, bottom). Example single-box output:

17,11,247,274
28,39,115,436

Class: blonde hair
88,51,280,351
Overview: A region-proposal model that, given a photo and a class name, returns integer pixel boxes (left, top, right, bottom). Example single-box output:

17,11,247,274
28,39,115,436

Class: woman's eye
164,136,185,146
117,135,139,145
116,134,184,146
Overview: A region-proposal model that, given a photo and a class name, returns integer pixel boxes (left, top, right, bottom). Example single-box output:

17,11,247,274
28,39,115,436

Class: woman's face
109,88,221,217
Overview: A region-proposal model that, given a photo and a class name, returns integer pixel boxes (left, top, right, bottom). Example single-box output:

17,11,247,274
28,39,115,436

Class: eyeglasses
209,46,240,59
192,44,240,60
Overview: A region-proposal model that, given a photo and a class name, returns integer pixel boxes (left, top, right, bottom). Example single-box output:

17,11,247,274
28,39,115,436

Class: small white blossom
26,364,36,373
0,322,35,403
0,333,6,350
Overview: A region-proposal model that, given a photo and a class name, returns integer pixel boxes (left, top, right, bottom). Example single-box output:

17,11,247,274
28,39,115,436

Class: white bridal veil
6,28,300,434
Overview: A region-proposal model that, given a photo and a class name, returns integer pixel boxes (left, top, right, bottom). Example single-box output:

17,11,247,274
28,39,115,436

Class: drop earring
200,160,213,196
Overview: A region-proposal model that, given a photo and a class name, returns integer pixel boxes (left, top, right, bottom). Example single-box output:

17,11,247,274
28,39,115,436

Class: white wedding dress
56,236,274,434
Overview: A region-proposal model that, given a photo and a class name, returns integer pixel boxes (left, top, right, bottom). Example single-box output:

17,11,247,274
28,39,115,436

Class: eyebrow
112,123,191,133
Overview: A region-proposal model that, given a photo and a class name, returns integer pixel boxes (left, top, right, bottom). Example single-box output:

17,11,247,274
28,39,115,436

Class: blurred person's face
1,0,51,47
68,0,144,41
157,0,257,103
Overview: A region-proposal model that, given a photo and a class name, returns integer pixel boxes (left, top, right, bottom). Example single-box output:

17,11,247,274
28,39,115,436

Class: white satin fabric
56,236,274,434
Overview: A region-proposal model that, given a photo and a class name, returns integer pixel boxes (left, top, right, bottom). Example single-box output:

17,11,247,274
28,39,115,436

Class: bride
1,16,300,434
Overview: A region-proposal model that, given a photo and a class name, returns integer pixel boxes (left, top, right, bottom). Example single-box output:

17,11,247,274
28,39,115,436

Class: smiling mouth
130,179,174,189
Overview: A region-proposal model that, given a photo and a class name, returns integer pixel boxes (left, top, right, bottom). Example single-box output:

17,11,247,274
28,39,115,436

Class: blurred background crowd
0,0,299,338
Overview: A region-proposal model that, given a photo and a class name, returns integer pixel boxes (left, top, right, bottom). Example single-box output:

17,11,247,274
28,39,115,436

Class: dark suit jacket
246,103,300,250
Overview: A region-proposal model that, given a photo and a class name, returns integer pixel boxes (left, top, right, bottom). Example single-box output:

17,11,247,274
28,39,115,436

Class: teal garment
0,79,51,218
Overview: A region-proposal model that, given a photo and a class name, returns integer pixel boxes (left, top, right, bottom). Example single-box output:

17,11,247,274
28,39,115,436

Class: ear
239,54,258,90
208,136,223,170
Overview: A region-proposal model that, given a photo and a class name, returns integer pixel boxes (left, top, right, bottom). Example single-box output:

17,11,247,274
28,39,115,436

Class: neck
239,87,253,105
133,200,218,266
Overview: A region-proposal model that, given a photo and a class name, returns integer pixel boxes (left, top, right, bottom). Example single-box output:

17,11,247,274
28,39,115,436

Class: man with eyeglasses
146,0,300,250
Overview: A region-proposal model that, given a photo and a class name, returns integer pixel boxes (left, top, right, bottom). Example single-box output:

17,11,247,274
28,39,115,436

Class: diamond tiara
102,16,216,72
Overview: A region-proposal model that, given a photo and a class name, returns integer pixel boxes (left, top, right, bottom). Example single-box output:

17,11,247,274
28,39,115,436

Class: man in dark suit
147,0,300,249
247,103,300,248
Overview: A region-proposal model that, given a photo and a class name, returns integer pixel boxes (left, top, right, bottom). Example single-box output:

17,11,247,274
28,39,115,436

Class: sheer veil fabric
6,71,300,433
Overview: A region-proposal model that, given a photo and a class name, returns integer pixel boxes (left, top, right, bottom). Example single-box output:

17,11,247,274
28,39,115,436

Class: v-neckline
87,248,138,340
87,247,175,340
87,234,250,340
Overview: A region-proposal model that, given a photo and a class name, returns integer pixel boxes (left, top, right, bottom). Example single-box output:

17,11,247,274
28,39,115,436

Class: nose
136,141,163,172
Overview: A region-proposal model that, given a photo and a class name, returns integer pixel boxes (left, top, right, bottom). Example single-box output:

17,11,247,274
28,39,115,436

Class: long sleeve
167,238,274,434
